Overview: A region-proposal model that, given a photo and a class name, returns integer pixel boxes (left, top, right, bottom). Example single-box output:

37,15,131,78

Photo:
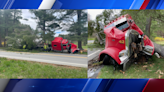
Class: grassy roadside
154,41,164,46
88,37,95,40
0,47,43,53
87,44,104,50
0,57,87,78
0,47,87,55
73,42,87,50
98,55,164,78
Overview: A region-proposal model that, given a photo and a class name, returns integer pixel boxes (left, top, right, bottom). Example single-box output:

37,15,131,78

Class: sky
19,10,37,30
19,10,73,37
88,9,122,21
88,9,104,20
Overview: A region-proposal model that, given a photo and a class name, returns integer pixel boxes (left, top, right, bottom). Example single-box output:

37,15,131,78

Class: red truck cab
98,14,154,70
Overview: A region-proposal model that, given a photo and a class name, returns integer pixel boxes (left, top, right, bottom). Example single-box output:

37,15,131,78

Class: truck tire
68,44,71,53
103,55,110,65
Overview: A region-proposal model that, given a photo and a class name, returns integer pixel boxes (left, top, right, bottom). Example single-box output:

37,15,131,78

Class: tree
30,10,61,43
121,10,164,39
0,10,22,47
6,24,38,49
60,10,88,50
88,10,118,45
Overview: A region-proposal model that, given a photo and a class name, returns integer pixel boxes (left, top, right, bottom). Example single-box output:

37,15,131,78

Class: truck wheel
103,55,110,65
68,44,71,53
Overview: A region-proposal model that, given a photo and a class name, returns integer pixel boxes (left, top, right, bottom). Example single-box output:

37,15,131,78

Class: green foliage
1,10,88,51
121,10,164,38
30,10,61,43
88,10,118,45
59,10,88,49
6,25,37,50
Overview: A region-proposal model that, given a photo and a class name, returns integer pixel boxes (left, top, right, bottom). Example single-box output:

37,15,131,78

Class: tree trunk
43,21,46,43
0,36,2,47
4,28,8,47
13,10,16,32
154,42,164,57
77,10,83,50
145,17,151,38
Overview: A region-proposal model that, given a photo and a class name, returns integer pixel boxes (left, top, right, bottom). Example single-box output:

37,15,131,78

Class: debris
159,75,163,79
145,62,148,64
150,64,154,67
143,65,148,68
156,69,164,75
155,52,160,58
120,70,125,74
148,70,152,72
145,68,148,70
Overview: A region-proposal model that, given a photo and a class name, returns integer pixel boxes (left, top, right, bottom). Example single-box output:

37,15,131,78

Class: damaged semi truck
51,37,79,53
97,14,164,71
37,37,79,54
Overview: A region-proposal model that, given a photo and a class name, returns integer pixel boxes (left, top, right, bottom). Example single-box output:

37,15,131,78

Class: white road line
88,50,101,57
0,55,87,68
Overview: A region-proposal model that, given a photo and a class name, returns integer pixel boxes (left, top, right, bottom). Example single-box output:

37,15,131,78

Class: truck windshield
116,21,129,31
104,23,115,29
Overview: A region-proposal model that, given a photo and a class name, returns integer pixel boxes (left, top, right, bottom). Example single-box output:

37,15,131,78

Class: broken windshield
116,21,129,31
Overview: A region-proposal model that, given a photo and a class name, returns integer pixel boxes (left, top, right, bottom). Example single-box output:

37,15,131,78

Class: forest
0,10,87,50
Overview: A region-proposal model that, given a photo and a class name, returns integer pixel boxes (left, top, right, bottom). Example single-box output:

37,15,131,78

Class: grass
0,57,87,78
0,47,87,55
82,45,88,50
155,41,164,46
73,42,87,50
88,37,95,41
98,55,164,78
87,44,104,49
0,47,44,53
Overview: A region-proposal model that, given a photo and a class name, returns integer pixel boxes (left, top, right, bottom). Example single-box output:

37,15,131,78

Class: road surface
0,50,87,68
88,48,102,61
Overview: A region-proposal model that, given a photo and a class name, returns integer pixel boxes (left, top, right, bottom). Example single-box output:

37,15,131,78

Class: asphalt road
0,50,87,68
88,48,103,61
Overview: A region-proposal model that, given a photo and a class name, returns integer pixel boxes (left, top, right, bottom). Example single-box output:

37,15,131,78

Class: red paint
51,37,78,53
140,0,150,9
99,47,122,64
143,35,155,55
99,14,154,65
51,37,63,51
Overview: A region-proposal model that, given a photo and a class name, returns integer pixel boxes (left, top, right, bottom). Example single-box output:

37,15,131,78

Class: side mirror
129,19,133,24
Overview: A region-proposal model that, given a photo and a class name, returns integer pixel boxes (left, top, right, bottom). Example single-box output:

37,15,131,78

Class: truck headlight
119,50,127,57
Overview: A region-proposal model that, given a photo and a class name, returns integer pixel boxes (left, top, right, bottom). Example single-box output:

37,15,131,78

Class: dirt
88,56,104,78
88,56,102,68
